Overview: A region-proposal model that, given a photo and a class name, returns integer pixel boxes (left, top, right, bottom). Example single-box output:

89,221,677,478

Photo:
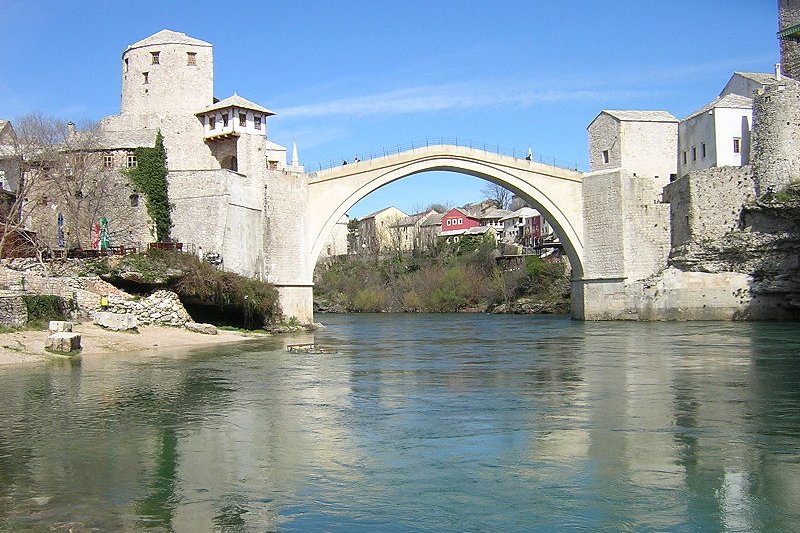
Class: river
0,314,799,532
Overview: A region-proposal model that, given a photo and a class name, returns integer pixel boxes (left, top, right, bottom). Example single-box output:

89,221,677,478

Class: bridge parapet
309,144,583,184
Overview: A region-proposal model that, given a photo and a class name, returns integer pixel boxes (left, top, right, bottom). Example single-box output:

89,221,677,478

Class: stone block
46,332,81,353
48,321,74,333
94,312,138,331
185,322,218,335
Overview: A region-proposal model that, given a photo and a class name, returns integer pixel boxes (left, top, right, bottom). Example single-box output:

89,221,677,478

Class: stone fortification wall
168,169,264,278
622,176,671,281
751,78,800,195
263,170,310,322
620,121,678,190
582,170,625,279
587,113,622,172
779,0,800,80
663,166,756,248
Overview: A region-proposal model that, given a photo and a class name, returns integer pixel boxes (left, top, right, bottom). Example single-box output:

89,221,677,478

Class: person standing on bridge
354,155,360,163
526,147,533,161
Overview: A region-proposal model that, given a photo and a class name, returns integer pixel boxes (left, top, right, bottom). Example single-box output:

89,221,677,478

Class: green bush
352,287,390,312
22,295,70,329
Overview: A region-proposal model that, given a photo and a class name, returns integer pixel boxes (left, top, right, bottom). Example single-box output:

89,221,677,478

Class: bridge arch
306,145,585,277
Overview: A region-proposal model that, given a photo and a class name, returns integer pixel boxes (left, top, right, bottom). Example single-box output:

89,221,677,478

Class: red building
440,208,480,232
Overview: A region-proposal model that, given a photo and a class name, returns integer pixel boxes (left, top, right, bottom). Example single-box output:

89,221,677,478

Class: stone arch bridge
265,143,670,324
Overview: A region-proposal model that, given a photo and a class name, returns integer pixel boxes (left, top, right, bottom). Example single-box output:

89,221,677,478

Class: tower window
222,113,229,127
701,143,706,158
130,194,140,207
254,115,262,130
151,51,160,64
143,72,149,84
124,58,129,72
682,151,687,165
733,137,741,154
103,155,113,168
239,113,247,127
127,153,137,168
691,146,697,161
187,52,197,66
209,115,216,130
601,149,609,164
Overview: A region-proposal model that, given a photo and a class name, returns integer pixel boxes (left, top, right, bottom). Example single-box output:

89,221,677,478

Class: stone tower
120,30,213,116
779,0,800,80
751,77,800,194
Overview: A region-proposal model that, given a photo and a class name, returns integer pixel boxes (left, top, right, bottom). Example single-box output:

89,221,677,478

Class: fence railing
309,137,584,174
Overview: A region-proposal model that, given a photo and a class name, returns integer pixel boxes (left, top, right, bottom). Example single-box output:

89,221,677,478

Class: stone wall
581,170,625,279
0,294,27,327
779,0,800,80
663,166,756,248
104,289,192,327
751,78,800,195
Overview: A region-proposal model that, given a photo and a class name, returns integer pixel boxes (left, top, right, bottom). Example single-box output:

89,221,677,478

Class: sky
0,0,780,218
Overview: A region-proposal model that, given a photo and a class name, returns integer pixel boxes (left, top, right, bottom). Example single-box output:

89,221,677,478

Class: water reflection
0,316,798,532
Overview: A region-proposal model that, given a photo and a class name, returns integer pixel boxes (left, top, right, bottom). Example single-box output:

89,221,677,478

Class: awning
778,23,800,40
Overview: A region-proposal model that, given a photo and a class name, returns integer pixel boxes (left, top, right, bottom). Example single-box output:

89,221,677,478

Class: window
457,218,463,225
187,52,197,65
692,146,697,161
127,153,137,168
103,155,113,168
151,51,160,64
254,115,262,130
446,219,452,226
701,143,706,158
222,113,229,127
124,58,129,72
130,194,140,207
143,71,149,84
601,149,610,164
209,115,216,130
239,113,247,127
733,137,741,154
682,151,687,165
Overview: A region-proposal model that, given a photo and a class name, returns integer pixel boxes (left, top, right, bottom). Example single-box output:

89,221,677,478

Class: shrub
22,295,70,328
352,287,390,312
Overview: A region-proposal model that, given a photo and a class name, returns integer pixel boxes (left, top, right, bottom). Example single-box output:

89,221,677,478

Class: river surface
0,314,799,532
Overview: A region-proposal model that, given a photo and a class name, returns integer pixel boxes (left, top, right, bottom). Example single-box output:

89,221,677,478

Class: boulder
46,332,81,353
48,321,74,333
94,312,138,331
185,322,218,335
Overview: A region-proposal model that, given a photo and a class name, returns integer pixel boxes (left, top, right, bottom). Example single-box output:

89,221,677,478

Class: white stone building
587,110,678,190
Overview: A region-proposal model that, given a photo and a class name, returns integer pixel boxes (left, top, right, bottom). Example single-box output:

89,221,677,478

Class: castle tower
779,0,800,80
120,30,213,116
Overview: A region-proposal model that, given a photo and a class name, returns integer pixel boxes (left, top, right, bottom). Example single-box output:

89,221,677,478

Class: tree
481,182,512,210
0,114,149,257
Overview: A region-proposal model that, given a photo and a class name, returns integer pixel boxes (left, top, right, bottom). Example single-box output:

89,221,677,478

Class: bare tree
481,182,513,210
0,114,149,258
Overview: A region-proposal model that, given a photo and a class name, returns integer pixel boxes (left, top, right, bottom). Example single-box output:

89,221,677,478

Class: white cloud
277,82,658,119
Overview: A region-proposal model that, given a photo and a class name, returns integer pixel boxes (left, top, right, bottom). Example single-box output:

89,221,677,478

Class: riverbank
0,324,260,367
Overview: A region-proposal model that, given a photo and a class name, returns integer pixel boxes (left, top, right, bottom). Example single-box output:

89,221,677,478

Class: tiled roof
683,93,753,121
359,206,405,220
479,208,514,220
732,72,778,85
391,210,436,227
127,30,211,50
601,110,678,122
500,206,541,221
198,94,276,116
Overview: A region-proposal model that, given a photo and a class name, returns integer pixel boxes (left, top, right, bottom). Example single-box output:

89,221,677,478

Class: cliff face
668,192,800,318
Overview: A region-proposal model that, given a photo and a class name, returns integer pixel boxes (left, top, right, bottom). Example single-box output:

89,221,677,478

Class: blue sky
0,0,780,218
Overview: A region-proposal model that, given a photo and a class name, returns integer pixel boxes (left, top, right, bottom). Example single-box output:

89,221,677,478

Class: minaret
288,141,305,173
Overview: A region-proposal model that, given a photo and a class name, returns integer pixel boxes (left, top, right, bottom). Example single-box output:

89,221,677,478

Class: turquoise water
1,314,799,532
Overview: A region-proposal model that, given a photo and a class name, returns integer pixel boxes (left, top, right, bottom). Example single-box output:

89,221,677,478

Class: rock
46,332,81,353
185,322,218,335
94,312,138,331
48,321,74,333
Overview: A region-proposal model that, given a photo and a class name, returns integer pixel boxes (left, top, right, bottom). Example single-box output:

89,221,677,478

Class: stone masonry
751,78,800,195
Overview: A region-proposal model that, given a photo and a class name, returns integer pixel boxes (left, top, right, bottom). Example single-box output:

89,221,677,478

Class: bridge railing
309,137,584,174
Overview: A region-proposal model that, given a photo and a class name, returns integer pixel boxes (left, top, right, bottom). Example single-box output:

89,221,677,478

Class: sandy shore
0,323,260,367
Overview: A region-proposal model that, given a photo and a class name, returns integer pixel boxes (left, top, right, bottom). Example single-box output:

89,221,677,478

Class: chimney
776,63,783,82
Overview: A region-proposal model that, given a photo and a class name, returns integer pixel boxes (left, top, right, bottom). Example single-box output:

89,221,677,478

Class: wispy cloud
277,83,658,119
